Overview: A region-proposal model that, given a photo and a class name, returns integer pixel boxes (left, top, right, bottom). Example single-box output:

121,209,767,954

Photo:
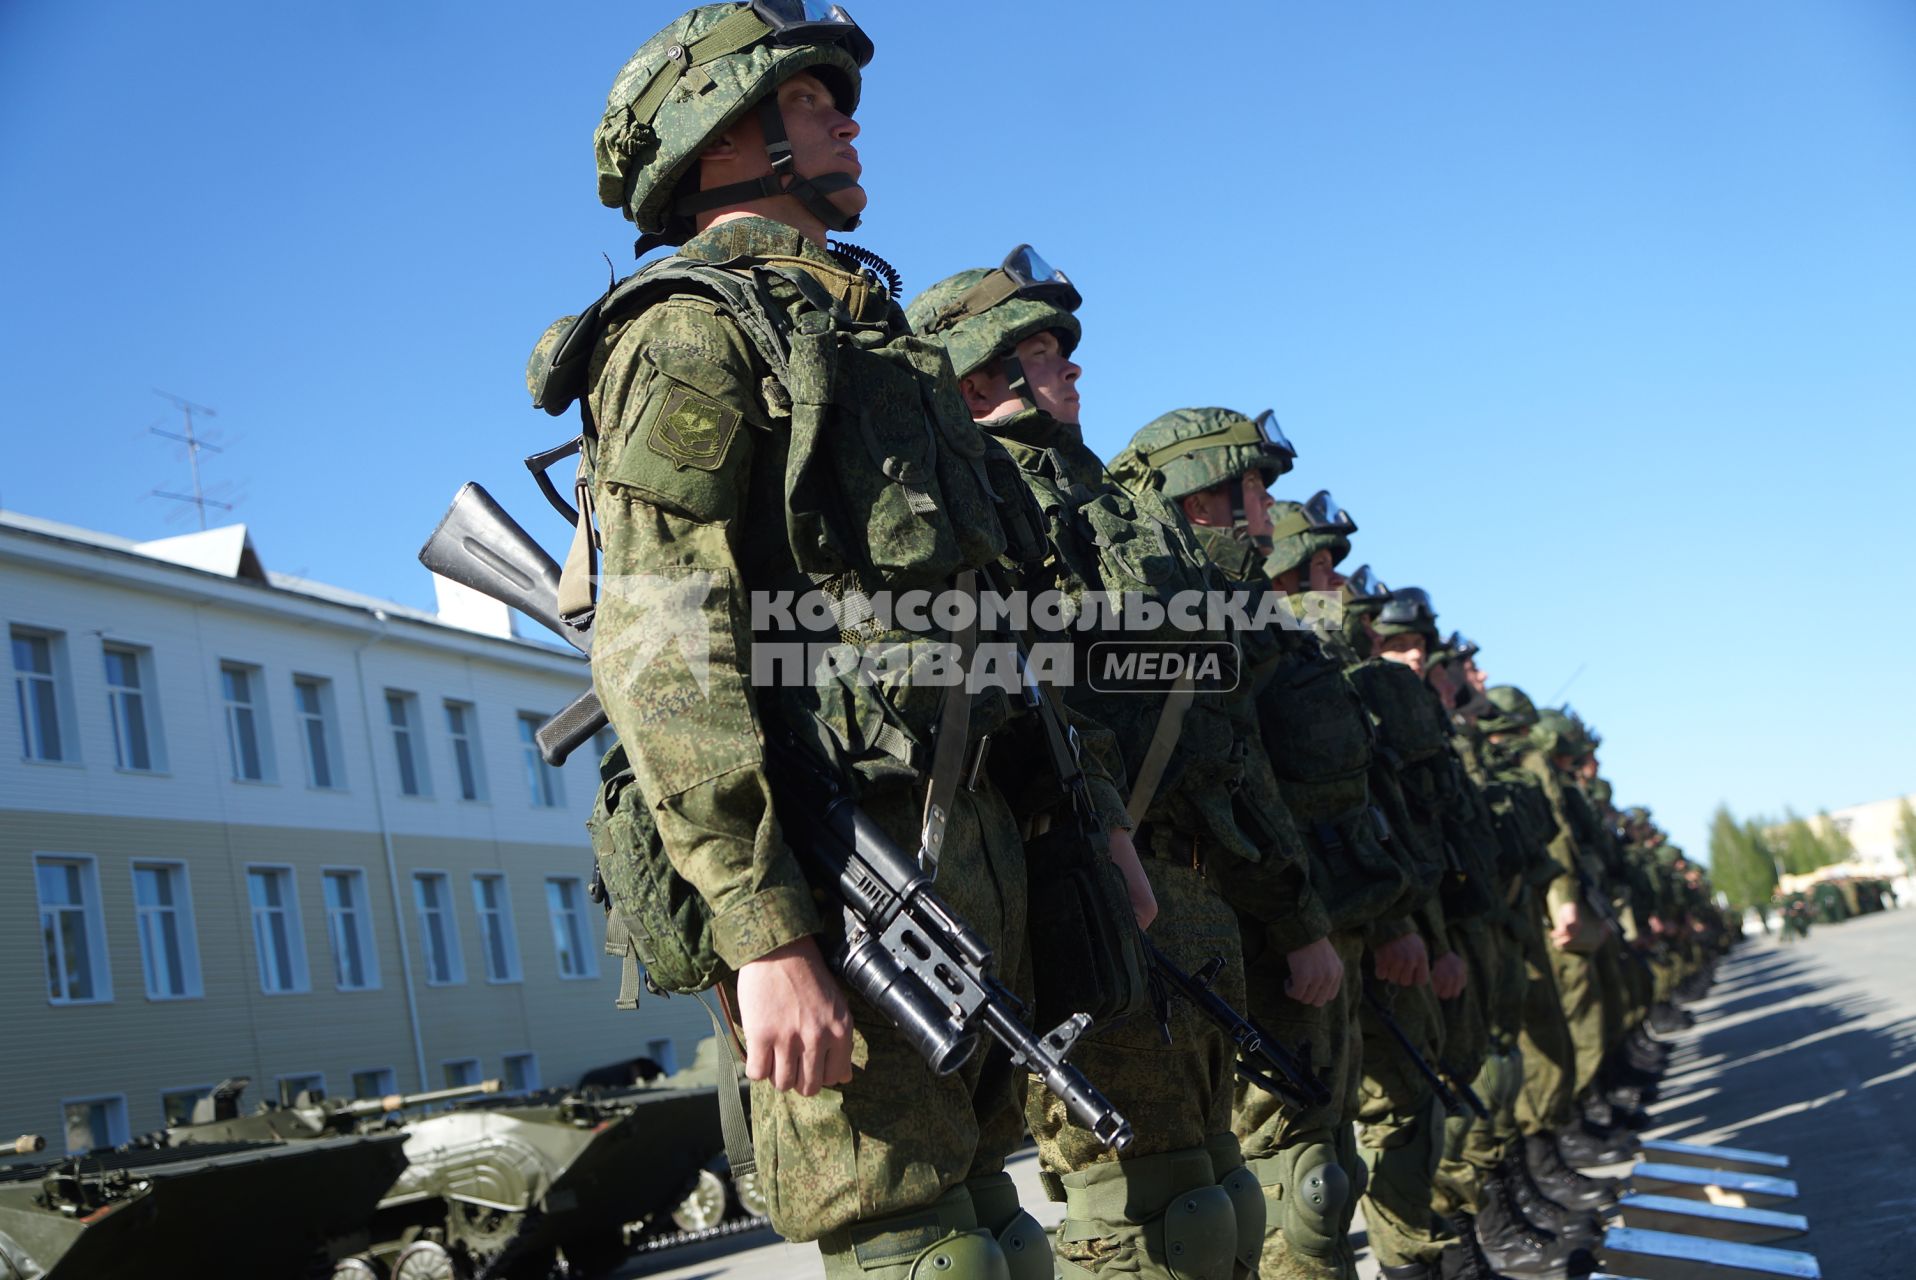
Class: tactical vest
1015,448,1259,863
533,252,1044,1001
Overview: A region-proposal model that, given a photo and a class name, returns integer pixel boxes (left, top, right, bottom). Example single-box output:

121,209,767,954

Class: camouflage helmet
1370,585,1438,643
1479,684,1540,736
1264,490,1355,580
905,245,1082,382
1429,630,1479,667
594,3,872,248
1108,407,1297,503
1529,708,1583,760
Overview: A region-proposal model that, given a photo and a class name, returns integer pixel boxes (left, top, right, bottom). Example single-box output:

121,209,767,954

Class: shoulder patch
647,384,742,472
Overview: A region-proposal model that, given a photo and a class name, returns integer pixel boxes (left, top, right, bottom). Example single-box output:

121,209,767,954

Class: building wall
3,532,713,1148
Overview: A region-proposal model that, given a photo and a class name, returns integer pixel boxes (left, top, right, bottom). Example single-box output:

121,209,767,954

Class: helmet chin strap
676,94,861,232
1000,352,1039,412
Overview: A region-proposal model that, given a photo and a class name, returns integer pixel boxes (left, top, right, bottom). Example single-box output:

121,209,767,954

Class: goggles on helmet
1270,488,1356,541
1345,564,1388,599
1376,586,1435,627
1442,631,1480,661
1252,410,1297,461
750,0,874,65
925,243,1081,332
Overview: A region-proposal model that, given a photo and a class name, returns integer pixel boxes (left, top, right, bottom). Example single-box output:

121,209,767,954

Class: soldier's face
1426,657,1464,705
1376,632,1427,676
709,73,866,226
1013,330,1082,424
1463,656,1487,693
778,72,865,216
1239,471,1274,541
1307,549,1344,594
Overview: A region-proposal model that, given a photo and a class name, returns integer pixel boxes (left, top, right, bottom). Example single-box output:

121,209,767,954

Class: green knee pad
1057,1146,1237,1280
1247,1142,1349,1261
964,1172,1051,1280
1205,1132,1263,1275
819,1187,1010,1280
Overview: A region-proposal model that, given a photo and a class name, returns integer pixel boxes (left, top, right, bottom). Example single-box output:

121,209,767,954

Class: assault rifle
419,482,1133,1152
1361,979,1489,1120
1146,938,1333,1111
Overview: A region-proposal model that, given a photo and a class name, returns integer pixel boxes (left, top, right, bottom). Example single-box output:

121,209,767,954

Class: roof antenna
150,389,233,530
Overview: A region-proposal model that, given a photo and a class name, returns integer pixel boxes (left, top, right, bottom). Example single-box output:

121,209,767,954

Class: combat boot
1441,1223,1532,1280
1523,1134,1618,1211
1554,1120,1633,1167
1472,1167,1566,1279
1502,1153,1601,1248
1380,1261,1442,1280
1649,1003,1693,1033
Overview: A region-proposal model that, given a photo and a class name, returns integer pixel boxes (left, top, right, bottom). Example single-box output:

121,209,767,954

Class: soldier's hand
736,936,854,1097
1550,900,1585,949
1373,932,1431,987
1284,936,1342,1007
1431,950,1468,1000
1107,826,1158,931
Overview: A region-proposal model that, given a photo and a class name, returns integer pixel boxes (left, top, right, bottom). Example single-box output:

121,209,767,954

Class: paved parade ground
615,909,1916,1279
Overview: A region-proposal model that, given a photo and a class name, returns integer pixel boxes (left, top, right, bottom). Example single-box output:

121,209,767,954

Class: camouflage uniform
909,280,1327,1280
1111,419,1407,1280
566,10,1069,1276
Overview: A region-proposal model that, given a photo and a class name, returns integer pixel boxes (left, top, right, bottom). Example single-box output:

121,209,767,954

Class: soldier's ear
699,130,743,164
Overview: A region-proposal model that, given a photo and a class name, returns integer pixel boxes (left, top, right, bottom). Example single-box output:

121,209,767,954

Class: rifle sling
919,570,980,874
1125,675,1196,828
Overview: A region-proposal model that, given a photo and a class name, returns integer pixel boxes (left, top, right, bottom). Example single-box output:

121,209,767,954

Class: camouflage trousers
1356,971,1448,1268
1433,918,1522,1220
1234,928,1368,1280
752,785,1030,1244
1513,897,1577,1136
1029,850,1247,1278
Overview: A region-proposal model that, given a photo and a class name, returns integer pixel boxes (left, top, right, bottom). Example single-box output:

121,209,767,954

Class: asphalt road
614,910,1915,1278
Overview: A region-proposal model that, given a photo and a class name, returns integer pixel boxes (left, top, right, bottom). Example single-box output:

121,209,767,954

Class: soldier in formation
529,5,1734,1276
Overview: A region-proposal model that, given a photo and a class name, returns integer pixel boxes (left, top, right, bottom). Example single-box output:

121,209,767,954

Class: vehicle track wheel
731,1167,768,1219
393,1240,466,1280
332,1260,385,1280
671,1167,728,1231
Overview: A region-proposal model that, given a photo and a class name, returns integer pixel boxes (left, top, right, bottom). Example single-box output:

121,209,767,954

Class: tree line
1706,799,1916,909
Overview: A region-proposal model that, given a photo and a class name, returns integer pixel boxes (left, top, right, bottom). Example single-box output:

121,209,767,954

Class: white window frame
444,699,487,802
413,870,466,986
276,1072,327,1105
386,689,430,798
220,660,276,783
159,1083,215,1126
60,1093,128,1154
35,853,112,1005
322,866,381,992
545,876,595,981
471,872,522,984
501,1052,541,1093
518,712,565,809
12,624,76,764
246,863,311,995
293,674,345,791
103,641,165,773
441,1057,482,1089
350,1067,398,1101
130,859,203,1000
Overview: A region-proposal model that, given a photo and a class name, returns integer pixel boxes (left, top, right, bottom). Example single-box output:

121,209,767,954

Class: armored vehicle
167,1076,503,1145
0,1127,407,1278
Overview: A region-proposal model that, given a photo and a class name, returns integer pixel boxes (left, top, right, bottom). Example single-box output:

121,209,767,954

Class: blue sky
5,1,1914,864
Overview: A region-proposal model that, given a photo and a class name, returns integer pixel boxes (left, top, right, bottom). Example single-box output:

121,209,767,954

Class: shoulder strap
919,569,980,874
1125,675,1196,828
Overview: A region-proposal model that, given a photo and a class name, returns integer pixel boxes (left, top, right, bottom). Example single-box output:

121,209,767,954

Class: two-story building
2,510,710,1153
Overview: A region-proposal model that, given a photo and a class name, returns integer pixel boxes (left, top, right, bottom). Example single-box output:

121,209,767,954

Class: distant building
3,511,709,1153
1808,796,1916,876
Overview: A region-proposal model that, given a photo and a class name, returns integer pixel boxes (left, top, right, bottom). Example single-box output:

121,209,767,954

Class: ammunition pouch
1024,819,1150,1029
585,743,723,999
